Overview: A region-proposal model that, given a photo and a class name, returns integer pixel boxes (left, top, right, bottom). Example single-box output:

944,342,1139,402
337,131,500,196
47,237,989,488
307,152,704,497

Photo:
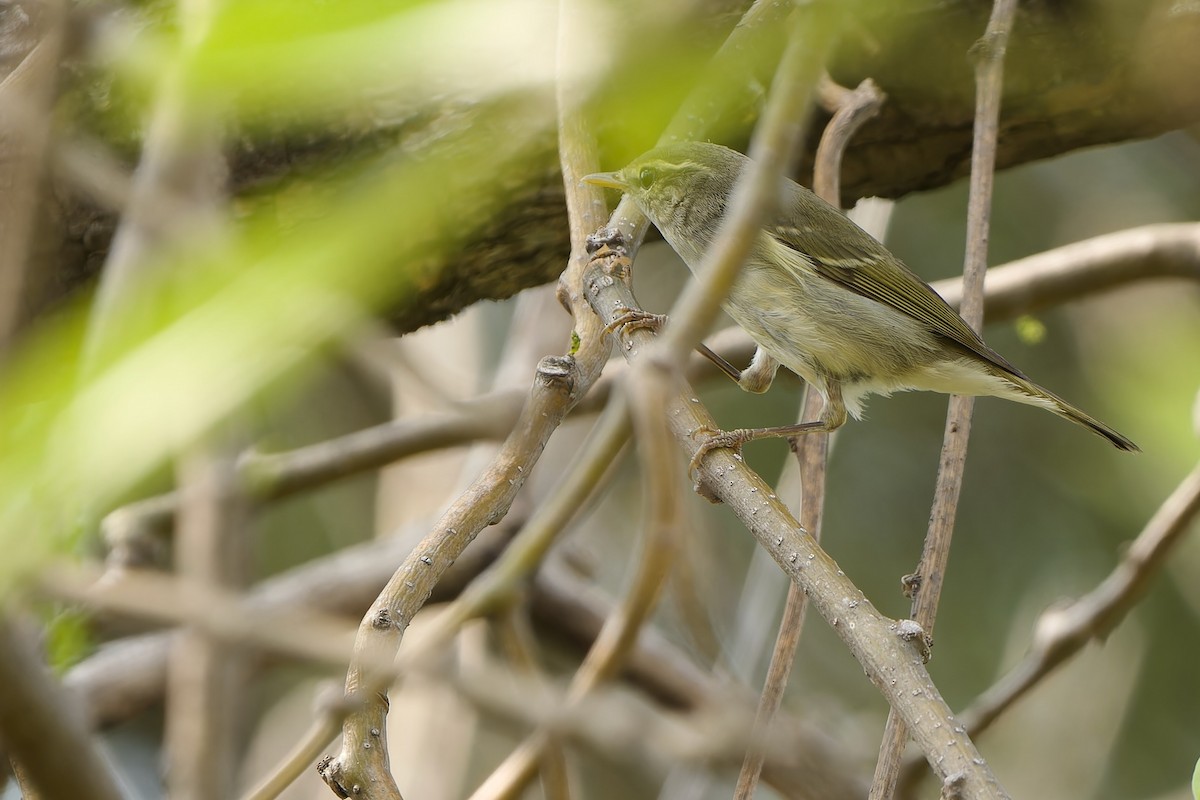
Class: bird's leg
696,343,743,384
737,347,780,394
689,382,847,478
604,309,751,386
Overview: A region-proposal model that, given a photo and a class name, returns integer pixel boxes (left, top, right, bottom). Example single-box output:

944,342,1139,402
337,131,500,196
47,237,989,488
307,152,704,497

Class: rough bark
8,0,1200,333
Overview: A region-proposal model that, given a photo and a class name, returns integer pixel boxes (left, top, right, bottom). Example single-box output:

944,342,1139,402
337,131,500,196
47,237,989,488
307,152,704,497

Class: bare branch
811,77,885,205
320,355,591,798
735,73,882,799
934,222,1200,317
43,563,363,670
870,2,1019,796
101,396,520,562
468,370,681,800
382,396,631,674
897,458,1200,794
242,686,354,800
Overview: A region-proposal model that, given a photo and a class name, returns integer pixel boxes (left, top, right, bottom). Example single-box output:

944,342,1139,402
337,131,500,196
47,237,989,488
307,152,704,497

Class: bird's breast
722,259,944,393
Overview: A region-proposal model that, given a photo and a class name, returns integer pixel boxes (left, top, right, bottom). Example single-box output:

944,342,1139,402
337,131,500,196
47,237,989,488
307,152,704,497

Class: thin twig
897,458,1200,795
81,0,226,371
811,78,885,206
42,563,364,670
734,75,884,799
320,358,588,798
242,686,357,800
869,2,1020,797
381,395,631,667
932,222,1200,315
100,394,522,556
732,391,824,800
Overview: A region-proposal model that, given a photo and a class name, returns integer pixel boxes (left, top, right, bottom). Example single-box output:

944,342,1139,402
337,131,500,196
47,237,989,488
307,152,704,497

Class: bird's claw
605,308,667,337
687,426,752,480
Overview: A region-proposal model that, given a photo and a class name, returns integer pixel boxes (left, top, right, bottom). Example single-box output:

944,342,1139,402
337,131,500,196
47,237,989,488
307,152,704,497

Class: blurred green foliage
44,605,95,674
3,1,565,593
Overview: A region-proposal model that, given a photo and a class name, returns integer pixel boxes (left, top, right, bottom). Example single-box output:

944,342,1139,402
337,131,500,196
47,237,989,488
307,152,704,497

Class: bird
582,141,1139,460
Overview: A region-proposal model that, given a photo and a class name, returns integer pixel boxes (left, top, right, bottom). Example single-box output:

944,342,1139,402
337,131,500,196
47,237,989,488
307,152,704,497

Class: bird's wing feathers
769,192,1025,378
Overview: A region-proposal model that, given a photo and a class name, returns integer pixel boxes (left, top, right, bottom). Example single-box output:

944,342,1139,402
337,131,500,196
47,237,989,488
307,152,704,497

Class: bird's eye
637,166,657,188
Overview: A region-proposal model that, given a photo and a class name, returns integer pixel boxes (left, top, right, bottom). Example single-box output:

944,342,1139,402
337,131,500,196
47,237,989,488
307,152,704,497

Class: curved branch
935,222,1200,317
97,222,1200,563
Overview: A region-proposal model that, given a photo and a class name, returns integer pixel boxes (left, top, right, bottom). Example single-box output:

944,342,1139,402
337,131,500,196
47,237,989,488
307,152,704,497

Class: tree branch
734,74,884,800
897,458,1200,794
871,1,1019,795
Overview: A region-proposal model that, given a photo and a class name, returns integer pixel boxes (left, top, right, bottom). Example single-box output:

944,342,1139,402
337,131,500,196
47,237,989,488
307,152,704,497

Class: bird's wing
768,192,1025,378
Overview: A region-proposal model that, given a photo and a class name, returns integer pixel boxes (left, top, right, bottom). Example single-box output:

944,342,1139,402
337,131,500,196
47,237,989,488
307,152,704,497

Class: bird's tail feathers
1006,374,1140,453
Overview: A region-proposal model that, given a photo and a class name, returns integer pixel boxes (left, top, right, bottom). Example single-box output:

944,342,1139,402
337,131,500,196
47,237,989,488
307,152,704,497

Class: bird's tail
1006,374,1140,452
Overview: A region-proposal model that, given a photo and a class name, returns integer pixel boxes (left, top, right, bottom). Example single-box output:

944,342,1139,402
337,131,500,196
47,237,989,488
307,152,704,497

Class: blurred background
1,0,1198,798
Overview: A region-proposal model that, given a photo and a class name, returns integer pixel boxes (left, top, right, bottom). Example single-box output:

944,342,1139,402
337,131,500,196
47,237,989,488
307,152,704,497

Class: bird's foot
688,426,755,480
689,421,832,482
605,308,667,337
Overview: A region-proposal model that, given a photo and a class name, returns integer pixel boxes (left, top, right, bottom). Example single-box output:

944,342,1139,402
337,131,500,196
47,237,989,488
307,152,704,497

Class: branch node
317,756,350,798
941,771,967,799
585,225,626,254
894,619,932,663
968,29,1007,65
534,355,577,395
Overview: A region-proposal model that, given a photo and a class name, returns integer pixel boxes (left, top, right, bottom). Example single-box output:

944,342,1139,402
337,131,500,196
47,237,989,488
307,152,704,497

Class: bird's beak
581,171,627,190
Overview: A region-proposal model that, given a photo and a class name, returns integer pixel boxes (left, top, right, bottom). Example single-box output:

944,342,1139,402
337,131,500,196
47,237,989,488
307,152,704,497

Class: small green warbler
584,141,1138,454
